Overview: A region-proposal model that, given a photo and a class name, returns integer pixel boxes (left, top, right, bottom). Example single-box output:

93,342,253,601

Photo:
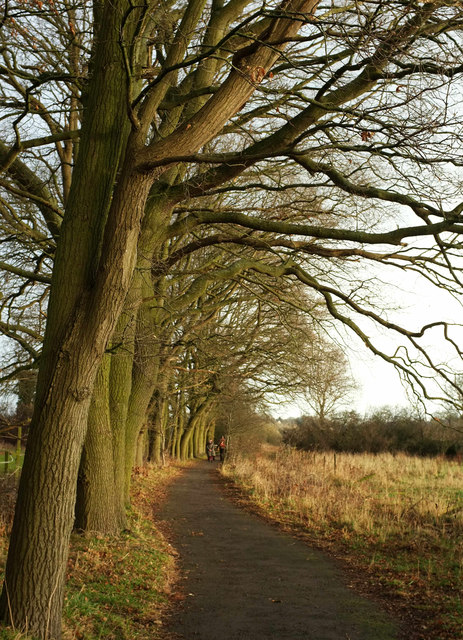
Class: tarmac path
158,462,400,640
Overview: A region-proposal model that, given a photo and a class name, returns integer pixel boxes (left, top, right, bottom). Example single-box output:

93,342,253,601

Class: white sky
348,350,413,413
274,260,463,420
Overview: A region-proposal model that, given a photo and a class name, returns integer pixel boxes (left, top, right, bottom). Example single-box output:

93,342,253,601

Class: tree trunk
75,355,118,534
194,422,205,458
180,397,214,460
0,311,109,635
148,387,167,465
171,393,185,459
135,426,147,468
123,280,165,494
108,309,136,525
0,3,149,631
116,199,171,498
0,163,151,637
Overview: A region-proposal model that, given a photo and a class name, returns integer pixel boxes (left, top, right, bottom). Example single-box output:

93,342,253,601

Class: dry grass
0,462,182,640
222,446,463,639
224,447,463,539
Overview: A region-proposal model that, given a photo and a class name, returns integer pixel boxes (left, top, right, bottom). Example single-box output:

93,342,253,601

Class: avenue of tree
1,0,463,637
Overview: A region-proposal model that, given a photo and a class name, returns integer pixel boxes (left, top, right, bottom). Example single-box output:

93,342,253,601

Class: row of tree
2,0,463,637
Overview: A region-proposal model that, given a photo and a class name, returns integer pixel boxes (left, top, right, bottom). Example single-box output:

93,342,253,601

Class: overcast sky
275,257,463,419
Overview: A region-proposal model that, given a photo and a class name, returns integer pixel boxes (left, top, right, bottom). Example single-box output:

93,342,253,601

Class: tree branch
167,208,463,245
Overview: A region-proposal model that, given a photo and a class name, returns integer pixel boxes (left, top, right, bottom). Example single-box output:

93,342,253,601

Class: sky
274,261,463,420
348,350,413,414
352,295,462,415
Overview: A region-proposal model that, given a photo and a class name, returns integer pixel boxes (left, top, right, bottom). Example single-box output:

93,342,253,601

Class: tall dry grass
222,446,463,636
224,446,463,542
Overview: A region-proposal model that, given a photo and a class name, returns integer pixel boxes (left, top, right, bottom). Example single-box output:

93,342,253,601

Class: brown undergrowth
62,463,183,640
0,462,183,640
220,446,463,640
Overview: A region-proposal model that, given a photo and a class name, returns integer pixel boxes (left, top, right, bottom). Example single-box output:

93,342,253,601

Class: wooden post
16,426,22,469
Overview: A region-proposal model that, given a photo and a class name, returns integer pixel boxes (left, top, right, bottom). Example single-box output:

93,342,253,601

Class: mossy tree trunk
180,396,215,460
109,309,137,525
0,3,146,634
0,0,319,634
75,355,118,534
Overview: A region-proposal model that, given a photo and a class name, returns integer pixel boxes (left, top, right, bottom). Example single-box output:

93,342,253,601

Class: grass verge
221,446,463,640
63,464,180,640
0,463,181,640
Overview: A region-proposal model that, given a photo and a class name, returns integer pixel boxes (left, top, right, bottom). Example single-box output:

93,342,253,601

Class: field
222,446,463,640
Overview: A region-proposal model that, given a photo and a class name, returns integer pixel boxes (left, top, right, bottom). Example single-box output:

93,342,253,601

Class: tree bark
0,0,320,634
135,426,148,468
0,165,151,637
109,309,137,524
75,355,118,534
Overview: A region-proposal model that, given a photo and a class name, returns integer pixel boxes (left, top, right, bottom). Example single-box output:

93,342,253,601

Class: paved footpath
158,462,400,640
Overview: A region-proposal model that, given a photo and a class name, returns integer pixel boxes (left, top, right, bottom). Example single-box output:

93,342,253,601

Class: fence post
16,425,22,470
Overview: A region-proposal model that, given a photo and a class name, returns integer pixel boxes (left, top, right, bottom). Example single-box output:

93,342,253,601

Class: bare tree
304,341,357,421
0,1,320,634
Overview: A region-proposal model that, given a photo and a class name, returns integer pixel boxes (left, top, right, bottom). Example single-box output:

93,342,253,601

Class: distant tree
284,407,463,456
304,342,357,421
215,388,279,455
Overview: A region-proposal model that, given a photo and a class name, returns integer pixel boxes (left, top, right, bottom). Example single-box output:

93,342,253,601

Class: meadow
222,446,463,640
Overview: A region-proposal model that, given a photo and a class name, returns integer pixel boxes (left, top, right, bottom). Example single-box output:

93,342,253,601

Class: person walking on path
206,438,215,462
218,435,226,462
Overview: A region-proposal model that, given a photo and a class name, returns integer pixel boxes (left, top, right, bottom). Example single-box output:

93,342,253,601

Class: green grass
0,464,180,640
63,529,170,639
0,450,24,475
62,468,178,640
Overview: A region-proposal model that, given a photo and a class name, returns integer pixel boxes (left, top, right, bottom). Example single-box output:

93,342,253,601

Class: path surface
158,462,400,640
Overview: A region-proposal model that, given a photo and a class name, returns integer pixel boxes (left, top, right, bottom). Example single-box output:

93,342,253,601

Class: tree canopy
2,0,463,403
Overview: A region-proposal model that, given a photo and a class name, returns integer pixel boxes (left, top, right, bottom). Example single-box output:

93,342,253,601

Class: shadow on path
158,462,400,640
